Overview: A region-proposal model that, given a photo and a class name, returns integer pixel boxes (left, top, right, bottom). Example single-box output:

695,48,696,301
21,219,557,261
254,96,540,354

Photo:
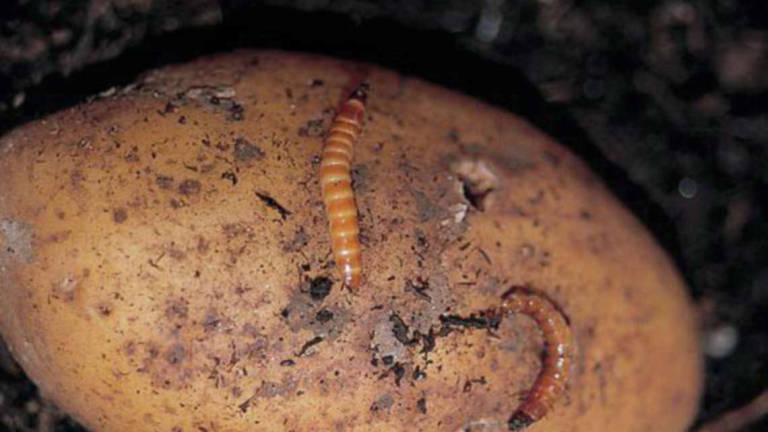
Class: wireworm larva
319,84,368,289
449,286,573,430
499,286,573,430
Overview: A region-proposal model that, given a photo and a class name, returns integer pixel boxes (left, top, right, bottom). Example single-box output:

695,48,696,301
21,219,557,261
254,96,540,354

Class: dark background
1,1,767,431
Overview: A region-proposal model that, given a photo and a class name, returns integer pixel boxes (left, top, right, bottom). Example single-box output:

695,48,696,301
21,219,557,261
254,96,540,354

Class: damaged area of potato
451,158,499,212
0,50,701,432
0,219,35,264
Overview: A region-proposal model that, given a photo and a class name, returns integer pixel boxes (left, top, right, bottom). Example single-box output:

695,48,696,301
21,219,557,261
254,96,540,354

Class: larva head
349,82,370,102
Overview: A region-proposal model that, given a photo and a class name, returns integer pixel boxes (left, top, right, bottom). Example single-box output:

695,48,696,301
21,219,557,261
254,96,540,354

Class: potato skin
0,51,701,432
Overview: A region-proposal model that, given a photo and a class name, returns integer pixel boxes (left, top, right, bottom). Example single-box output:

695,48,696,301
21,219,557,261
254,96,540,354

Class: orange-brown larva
451,286,574,430
319,84,368,289
498,286,574,430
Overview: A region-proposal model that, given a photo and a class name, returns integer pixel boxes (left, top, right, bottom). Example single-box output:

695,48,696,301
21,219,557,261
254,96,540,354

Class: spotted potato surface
0,51,701,432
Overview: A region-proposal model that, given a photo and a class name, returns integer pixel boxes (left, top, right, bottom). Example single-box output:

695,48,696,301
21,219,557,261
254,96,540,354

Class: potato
0,50,701,432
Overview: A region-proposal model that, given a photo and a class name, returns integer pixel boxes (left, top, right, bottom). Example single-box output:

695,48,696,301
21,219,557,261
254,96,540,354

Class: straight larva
319,85,367,289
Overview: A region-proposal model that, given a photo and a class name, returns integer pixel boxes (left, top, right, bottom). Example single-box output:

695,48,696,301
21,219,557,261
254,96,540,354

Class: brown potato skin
0,51,701,432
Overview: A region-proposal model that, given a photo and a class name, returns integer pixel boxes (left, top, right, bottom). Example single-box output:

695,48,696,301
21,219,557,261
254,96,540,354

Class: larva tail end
343,273,362,292
349,82,370,102
507,412,535,431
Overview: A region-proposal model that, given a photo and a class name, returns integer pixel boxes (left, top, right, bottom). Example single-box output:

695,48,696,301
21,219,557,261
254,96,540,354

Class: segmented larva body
319,85,367,289
499,286,573,430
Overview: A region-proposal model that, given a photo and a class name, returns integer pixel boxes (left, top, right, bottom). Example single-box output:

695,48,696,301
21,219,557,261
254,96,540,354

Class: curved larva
499,286,574,430
319,85,367,289
449,286,574,430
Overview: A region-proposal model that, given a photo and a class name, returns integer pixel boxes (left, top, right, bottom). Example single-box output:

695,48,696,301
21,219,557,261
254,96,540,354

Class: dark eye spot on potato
413,366,427,381
97,302,113,317
113,208,128,223
196,237,210,254
165,344,186,365
124,148,140,163
202,310,221,332
156,175,174,189
178,179,201,196
462,376,487,393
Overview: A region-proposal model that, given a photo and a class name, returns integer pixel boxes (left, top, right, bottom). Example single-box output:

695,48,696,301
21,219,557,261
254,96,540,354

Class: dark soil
2,1,767,431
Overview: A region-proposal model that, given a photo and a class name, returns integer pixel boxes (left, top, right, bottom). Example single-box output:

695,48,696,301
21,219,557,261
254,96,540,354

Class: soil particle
296,336,323,357
417,397,428,414
370,393,394,412
282,286,348,341
308,276,332,301
0,219,34,263
233,137,264,161
315,309,334,323
255,192,291,220
221,171,238,185
439,312,501,331
370,311,410,365
389,313,412,346
298,118,325,137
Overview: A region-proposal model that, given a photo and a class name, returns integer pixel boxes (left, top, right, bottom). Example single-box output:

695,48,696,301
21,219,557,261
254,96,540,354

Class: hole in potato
451,159,498,211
